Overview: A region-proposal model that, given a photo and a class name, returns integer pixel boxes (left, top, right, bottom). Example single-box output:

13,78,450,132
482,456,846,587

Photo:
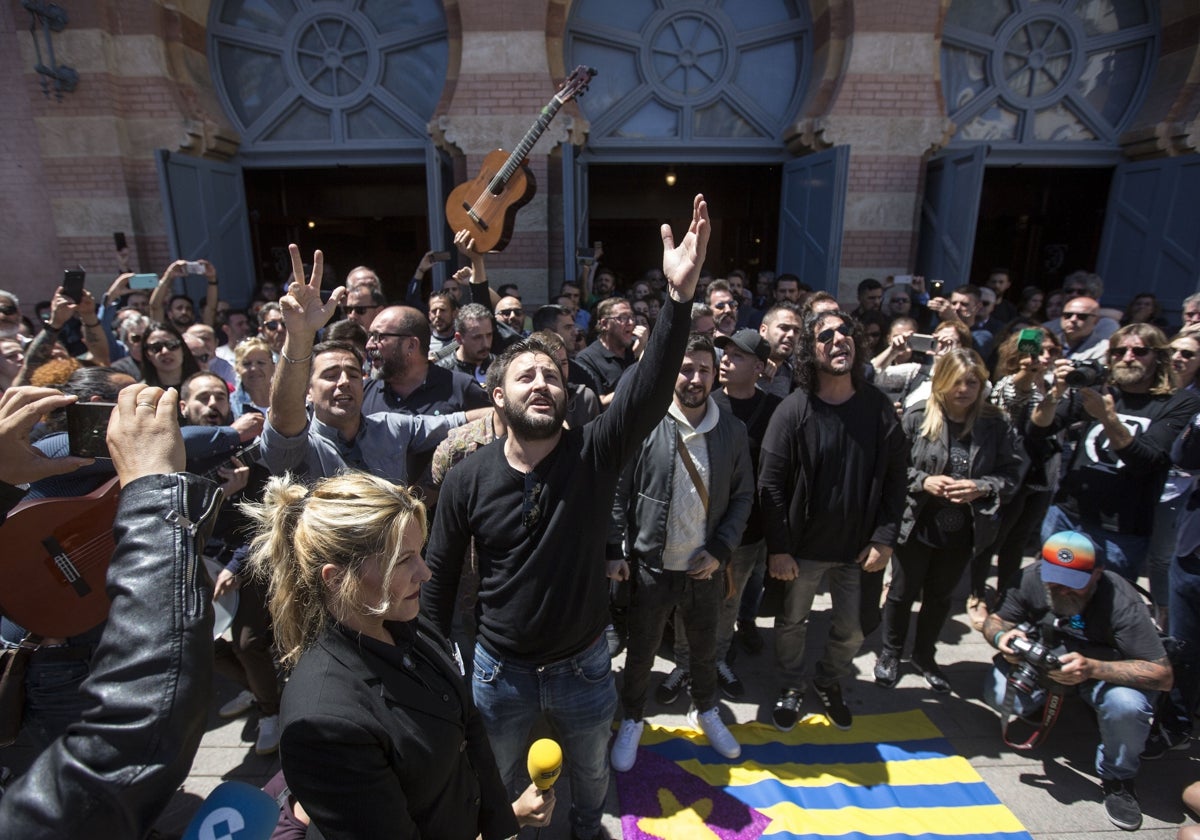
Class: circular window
209,0,449,156
565,0,811,151
941,0,1157,145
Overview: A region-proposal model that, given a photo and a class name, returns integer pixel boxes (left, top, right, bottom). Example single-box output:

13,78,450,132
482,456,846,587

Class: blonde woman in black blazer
245,470,553,839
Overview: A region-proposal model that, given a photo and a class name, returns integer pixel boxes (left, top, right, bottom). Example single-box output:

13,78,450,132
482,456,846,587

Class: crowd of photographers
0,244,1197,836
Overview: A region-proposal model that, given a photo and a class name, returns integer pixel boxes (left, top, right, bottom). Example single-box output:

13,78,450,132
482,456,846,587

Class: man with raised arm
422,194,710,840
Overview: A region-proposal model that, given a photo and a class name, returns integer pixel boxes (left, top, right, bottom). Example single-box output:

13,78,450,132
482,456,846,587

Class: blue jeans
1,618,96,753
983,658,1155,780
472,634,617,839
774,560,863,689
1041,504,1148,585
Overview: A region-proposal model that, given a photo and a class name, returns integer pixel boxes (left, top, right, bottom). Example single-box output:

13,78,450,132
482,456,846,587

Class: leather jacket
0,472,222,838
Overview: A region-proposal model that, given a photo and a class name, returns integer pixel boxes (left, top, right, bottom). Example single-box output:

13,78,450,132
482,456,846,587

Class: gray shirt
261,409,465,483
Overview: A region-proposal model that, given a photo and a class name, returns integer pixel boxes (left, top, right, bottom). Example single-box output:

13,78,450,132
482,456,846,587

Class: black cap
714,328,770,363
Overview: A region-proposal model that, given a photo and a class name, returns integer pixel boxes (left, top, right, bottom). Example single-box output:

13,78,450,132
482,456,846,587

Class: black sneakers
655,667,689,705
716,661,746,699
1101,778,1142,831
911,657,951,693
874,652,899,688
814,681,852,730
772,687,803,731
1140,727,1190,760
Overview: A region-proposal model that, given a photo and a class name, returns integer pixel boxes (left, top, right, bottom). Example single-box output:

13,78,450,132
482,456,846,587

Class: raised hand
281,244,345,341
107,384,185,486
662,194,710,303
0,387,93,484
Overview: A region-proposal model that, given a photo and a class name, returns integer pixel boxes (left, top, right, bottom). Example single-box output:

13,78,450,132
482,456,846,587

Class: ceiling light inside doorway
665,169,677,187
307,220,316,229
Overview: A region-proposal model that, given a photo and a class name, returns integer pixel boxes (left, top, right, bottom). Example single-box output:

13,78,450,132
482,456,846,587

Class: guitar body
0,478,120,637
445,149,537,253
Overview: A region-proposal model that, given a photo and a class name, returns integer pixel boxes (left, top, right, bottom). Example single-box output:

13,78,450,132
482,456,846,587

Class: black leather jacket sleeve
0,472,222,838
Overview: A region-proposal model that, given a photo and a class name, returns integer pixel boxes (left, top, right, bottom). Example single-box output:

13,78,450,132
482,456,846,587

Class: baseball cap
1041,531,1099,589
714,328,770,363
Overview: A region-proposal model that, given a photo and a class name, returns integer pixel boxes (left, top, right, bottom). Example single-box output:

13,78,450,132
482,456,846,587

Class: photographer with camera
982,530,1173,830
1029,323,1200,583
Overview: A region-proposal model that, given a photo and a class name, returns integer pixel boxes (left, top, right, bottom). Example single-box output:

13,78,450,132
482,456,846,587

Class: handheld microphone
183,780,279,840
527,738,563,791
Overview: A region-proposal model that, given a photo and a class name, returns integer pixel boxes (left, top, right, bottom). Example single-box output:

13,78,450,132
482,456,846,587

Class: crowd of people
0,202,1197,837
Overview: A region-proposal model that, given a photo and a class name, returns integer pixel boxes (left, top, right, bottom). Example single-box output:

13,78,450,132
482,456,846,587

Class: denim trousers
675,540,763,668
472,633,617,839
625,565,722,719
983,658,1155,780
1,617,96,753
1041,504,1148,585
774,560,863,689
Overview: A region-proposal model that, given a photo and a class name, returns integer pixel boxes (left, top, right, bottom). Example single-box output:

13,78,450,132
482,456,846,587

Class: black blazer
279,618,517,840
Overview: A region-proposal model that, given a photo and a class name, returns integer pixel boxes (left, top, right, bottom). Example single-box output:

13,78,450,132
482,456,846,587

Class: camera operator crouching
982,531,1173,831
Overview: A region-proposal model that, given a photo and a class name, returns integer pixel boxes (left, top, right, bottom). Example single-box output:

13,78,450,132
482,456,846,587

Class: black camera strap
1000,681,1065,750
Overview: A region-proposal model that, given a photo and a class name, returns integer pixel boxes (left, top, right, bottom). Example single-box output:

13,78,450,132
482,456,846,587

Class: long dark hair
794,309,867,394
138,320,200,387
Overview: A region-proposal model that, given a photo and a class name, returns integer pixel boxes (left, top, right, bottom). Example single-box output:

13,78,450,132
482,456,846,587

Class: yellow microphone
526,738,562,791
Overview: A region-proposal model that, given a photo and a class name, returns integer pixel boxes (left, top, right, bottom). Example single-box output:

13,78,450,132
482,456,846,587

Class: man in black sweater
421,194,710,840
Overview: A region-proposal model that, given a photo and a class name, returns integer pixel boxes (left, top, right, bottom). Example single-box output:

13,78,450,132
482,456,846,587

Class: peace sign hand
281,244,346,341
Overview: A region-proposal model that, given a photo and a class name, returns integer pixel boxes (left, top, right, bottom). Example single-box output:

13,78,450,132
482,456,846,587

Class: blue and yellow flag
615,710,1034,840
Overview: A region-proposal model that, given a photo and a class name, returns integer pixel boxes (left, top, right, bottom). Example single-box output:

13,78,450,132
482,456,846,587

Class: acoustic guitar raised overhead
446,65,596,253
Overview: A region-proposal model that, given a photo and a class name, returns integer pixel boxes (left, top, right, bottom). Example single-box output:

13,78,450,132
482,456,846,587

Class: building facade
3,0,1198,314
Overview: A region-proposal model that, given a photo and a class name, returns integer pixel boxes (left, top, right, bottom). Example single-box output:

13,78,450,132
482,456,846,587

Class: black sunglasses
261,321,285,331
345,305,377,315
1062,312,1095,321
816,323,854,343
1109,345,1153,358
146,339,182,354
498,308,523,318
0,303,16,316
1174,347,1197,361
367,331,415,343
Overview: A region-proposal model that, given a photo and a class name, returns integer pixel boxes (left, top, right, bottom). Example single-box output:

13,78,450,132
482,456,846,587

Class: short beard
503,396,565,441
817,358,852,377
1109,362,1147,388
378,349,409,381
675,384,709,409
1045,584,1088,617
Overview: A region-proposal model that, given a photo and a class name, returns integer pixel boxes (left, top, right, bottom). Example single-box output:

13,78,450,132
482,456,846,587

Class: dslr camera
1006,623,1063,696
1064,359,1106,388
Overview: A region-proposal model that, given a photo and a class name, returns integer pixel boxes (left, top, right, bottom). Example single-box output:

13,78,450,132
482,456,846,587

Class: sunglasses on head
1110,345,1153,358
146,339,182,354
816,323,854,343
262,321,285,331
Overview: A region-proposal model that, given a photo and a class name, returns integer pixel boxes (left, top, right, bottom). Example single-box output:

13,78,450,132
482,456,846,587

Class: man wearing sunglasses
759,310,907,732
343,280,385,331
0,290,22,342
705,279,740,338
1054,296,1110,363
1031,323,1200,584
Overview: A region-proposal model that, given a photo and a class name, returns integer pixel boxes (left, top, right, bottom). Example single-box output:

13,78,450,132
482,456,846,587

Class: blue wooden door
915,146,987,286
561,143,589,287
155,150,255,306
776,146,849,293
425,140,455,288
1096,154,1200,311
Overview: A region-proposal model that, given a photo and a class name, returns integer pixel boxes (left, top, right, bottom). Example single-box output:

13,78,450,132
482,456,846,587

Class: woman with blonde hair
244,471,552,839
231,336,274,418
874,348,1021,692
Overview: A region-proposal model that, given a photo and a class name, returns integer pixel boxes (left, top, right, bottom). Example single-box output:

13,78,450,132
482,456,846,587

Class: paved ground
3,581,1196,838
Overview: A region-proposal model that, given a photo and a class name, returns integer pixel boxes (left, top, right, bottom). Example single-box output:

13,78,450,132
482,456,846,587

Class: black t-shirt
720,388,781,545
997,565,1166,663
912,420,973,550
574,340,634,396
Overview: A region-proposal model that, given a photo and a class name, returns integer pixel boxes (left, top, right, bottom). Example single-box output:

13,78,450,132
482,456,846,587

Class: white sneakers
218,689,255,719
255,714,280,756
688,706,741,760
610,719,644,772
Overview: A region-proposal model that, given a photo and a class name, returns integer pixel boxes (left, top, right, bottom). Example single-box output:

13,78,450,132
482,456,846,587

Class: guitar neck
489,95,567,193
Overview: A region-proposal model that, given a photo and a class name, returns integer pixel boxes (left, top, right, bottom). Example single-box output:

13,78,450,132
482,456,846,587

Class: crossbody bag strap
675,429,709,514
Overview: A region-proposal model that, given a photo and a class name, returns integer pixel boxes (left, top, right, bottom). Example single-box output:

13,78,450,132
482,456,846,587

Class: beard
1109,360,1148,388
675,382,710,409
376,348,409,380
1045,584,1088,617
503,392,566,440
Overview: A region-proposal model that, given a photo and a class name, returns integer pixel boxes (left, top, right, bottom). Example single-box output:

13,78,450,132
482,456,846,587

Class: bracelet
280,350,312,364
992,630,1006,649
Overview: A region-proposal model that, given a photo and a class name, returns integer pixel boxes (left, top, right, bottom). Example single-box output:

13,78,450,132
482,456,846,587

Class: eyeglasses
367,331,415,343
522,474,543,530
0,303,16,316
498,308,523,318
1110,345,1153,359
609,314,635,323
345,305,378,315
146,339,182,354
712,299,738,310
261,321,285,332
816,323,854,343
1062,312,1096,321
1173,347,1197,361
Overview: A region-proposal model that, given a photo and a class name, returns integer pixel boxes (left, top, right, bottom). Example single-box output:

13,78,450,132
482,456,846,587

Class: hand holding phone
67,401,116,460
62,267,86,304
185,260,206,275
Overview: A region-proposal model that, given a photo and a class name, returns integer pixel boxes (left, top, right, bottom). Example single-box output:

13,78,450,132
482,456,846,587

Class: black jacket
278,618,517,840
0,473,222,838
